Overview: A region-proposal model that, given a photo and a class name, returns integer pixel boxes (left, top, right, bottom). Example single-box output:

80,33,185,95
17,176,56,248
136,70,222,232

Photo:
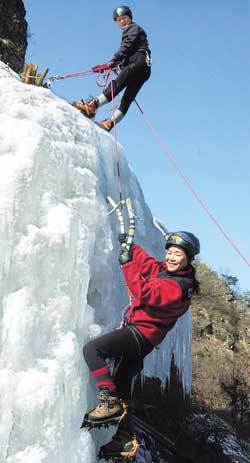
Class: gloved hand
92,61,114,73
118,233,128,245
119,248,132,265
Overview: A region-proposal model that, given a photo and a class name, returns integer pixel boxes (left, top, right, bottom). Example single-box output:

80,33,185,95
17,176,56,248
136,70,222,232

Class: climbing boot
80,389,127,429
95,119,114,132
98,425,139,461
72,98,98,118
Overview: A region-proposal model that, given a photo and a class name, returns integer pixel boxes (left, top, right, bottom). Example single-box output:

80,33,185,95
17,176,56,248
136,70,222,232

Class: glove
119,249,132,265
92,63,109,73
118,233,128,245
92,62,114,73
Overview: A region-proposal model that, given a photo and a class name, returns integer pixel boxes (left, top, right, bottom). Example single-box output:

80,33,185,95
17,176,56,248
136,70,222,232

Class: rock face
0,0,27,73
192,263,250,425
176,412,250,463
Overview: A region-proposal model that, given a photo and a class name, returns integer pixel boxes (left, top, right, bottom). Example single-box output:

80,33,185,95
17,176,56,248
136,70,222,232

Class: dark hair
191,264,200,295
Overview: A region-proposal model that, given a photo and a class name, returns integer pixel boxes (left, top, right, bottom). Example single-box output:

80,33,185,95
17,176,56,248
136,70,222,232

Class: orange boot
80,389,127,429
95,119,114,132
72,98,98,118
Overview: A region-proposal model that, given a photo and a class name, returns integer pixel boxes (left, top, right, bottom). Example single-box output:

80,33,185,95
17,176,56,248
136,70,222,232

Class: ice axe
106,196,135,252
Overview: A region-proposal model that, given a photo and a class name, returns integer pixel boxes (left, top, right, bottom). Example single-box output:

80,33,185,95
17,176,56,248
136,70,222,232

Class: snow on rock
0,61,192,462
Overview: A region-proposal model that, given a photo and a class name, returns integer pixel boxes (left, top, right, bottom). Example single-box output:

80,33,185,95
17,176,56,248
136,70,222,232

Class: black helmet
113,6,133,21
165,231,200,259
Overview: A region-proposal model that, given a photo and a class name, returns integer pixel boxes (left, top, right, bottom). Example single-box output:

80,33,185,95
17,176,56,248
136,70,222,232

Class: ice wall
0,61,192,463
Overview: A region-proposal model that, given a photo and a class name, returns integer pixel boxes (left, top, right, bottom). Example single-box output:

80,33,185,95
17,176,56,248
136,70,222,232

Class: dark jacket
121,245,195,346
112,22,151,67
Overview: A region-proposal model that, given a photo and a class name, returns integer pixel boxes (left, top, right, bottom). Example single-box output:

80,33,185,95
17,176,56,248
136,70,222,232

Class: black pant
83,326,153,400
104,53,151,115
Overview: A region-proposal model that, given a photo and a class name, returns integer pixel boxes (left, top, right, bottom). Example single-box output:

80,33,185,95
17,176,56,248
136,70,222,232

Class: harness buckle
145,51,152,67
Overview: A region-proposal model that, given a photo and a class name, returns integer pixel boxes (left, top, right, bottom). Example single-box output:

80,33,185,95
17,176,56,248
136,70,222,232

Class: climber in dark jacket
81,231,200,430
73,6,151,131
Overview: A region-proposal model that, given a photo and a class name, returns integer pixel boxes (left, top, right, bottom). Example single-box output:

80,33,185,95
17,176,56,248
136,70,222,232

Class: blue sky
24,0,250,292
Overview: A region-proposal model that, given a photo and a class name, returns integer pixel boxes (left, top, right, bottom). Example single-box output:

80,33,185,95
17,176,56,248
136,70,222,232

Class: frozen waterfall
0,61,191,463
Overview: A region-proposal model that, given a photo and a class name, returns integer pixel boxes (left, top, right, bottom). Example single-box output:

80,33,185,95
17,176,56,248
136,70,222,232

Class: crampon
98,436,139,462
98,423,139,462
80,390,127,430
80,411,126,430
71,98,98,119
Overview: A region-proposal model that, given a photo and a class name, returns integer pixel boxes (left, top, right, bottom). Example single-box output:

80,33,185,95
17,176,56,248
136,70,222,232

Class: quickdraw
106,196,135,251
107,195,135,317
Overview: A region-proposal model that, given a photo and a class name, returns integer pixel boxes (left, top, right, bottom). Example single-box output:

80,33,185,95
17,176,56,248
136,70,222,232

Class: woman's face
116,15,132,29
165,245,188,272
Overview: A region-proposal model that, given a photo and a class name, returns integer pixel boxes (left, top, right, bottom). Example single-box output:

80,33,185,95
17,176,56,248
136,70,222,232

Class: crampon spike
81,414,124,430
81,398,127,430
98,436,139,462
98,455,137,463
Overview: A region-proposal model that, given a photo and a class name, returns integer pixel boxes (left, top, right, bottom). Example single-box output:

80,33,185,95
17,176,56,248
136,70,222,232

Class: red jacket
121,245,195,346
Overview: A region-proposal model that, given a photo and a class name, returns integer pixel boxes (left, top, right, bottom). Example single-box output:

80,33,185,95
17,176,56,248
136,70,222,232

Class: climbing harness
145,51,152,67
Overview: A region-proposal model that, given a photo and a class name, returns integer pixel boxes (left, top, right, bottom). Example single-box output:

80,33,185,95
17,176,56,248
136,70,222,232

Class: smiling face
165,245,189,272
116,15,132,29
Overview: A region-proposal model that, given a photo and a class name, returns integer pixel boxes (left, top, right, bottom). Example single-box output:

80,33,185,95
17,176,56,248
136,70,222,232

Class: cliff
0,0,27,72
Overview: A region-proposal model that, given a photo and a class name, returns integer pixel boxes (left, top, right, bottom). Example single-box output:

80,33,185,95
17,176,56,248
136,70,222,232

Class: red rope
96,70,111,88
134,100,250,268
48,69,93,82
110,71,123,203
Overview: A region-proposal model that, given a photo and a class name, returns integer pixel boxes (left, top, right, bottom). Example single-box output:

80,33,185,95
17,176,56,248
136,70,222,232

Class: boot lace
97,390,128,421
96,390,118,410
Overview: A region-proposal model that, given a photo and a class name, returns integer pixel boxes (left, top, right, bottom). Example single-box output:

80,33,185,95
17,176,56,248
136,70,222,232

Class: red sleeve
121,259,183,307
131,244,163,278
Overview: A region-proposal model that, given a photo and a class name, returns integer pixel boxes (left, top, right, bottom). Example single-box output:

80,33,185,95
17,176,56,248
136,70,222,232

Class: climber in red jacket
81,231,200,459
